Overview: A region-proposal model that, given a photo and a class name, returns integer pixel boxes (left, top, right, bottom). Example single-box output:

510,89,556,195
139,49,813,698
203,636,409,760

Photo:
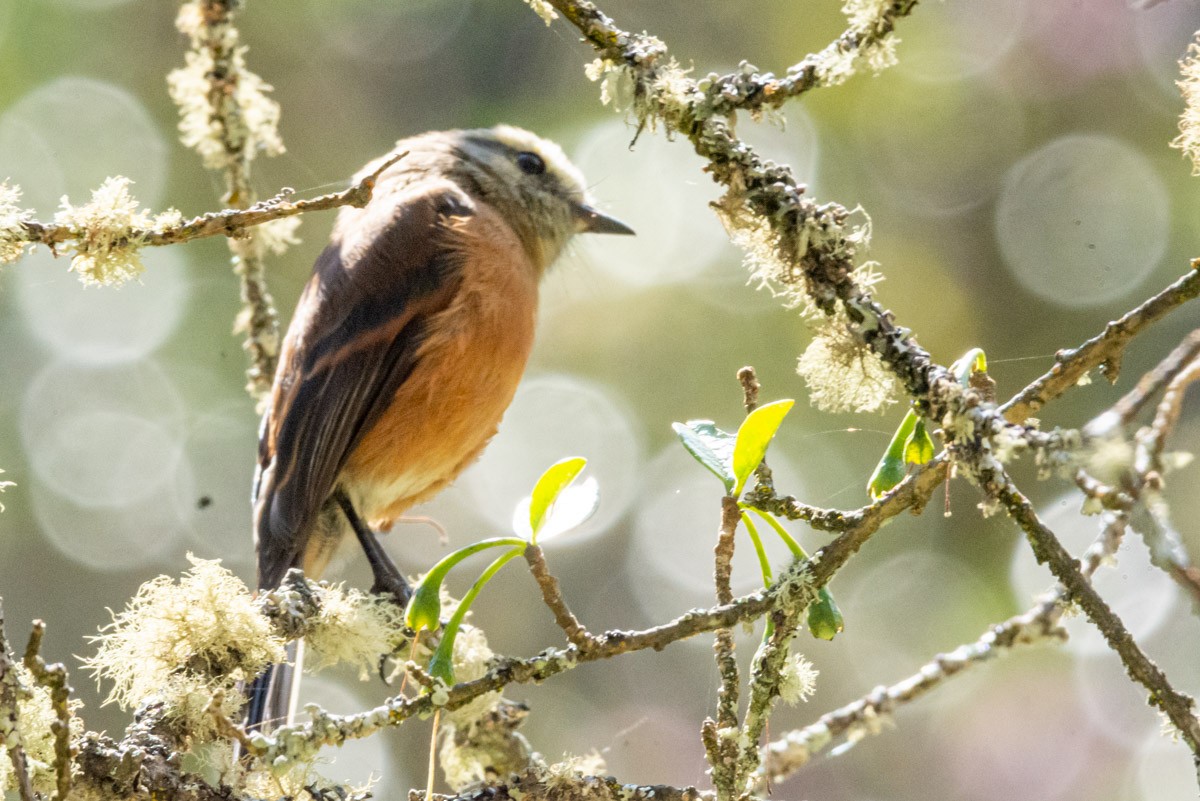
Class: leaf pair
673,399,795,499
866,348,989,499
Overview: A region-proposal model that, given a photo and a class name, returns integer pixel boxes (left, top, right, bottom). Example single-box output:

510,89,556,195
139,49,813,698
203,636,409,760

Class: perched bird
246,126,633,730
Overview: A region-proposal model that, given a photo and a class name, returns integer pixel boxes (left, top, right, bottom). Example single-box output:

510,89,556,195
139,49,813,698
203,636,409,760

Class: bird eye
516,151,546,176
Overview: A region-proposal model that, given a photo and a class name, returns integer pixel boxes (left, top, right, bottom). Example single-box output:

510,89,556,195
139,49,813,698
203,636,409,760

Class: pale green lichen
778,654,818,705
796,313,901,414
541,752,607,791
0,469,13,512
84,555,285,742
304,584,406,680
168,2,285,171
0,182,32,265
523,0,558,25
1173,39,1200,174
0,665,83,796
585,57,635,110
52,177,178,286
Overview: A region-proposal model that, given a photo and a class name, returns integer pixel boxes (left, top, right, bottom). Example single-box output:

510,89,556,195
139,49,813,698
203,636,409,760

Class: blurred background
2,0,1200,798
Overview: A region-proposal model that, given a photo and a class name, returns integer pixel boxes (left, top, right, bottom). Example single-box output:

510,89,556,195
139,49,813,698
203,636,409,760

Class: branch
524,545,597,650
756,508,1127,786
994,475,1200,760
17,153,402,253
0,600,35,801
1002,266,1200,424
421,769,716,801
179,0,284,402
22,621,73,801
702,2,918,116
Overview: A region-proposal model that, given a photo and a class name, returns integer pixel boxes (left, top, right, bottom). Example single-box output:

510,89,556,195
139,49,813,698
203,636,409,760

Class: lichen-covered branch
0,601,35,801
701,2,918,117
12,153,400,260
21,621,73,801
421,768,717,801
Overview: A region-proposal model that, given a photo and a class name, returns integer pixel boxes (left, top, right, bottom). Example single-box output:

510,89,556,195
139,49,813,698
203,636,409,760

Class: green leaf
404,581,443,636
903,417,935,466
807,587,844,641
404,536,527,632
672,420,736,493
529,456,587,542
515,476,600,542
867,409,919,500
950,348,988,387
732,399,794,498
424,546,525,685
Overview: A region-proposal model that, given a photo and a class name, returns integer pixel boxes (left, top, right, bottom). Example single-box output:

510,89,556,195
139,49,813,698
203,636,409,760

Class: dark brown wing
252,182,471,589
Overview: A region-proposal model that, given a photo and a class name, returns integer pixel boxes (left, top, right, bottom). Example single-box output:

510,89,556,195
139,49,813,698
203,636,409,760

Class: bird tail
244,639,304,733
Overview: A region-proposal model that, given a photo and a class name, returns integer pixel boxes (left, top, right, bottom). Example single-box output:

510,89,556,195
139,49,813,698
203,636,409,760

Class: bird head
394,125,634,272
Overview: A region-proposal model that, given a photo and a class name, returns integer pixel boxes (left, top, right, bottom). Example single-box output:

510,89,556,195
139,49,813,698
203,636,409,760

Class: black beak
574,203,636,236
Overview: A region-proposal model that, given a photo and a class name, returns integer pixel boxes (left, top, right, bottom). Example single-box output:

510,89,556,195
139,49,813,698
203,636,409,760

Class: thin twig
524,545,597,651
1003,266,1200,424
17,153,403,254
22,620,74,801
189,0,281,402
756,509,1127,786
0,600,35,801
707,496,743,800
1084,328,1200,438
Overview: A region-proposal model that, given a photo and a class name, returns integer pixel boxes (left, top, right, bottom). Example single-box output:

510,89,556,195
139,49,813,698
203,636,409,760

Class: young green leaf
867,409,919,499
514,475,600,542
950,348,988,387
529,456,587,542
732,399,794,498
807,587,844,641
903,417,935,465
672,420,736,493
404,536,527,632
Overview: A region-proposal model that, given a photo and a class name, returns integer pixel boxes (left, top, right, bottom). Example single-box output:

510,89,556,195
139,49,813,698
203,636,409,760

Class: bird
244,125,634,731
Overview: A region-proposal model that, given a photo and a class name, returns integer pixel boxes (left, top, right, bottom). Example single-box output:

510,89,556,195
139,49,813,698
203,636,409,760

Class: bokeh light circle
17,246,190,365
897,0,1034,83
181,403,259,568
1073,642,1164,749
1131,733,1198,801
994,134,1168,308
931,658,1091,801
0,76,168,213
20,359,187,506
572,119,731,287
1009,494,1178,657
460,374,641,544
27,464,191,571
1132,0,1200,102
